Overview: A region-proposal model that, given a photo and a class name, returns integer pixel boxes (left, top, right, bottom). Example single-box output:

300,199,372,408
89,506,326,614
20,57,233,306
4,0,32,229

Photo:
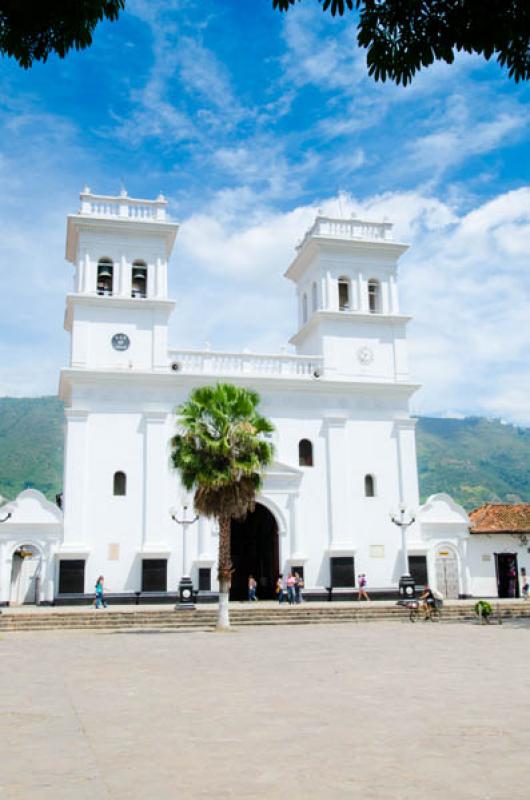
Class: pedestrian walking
286,572,296,605
248,574,258,601
94,575,107,609
294,571,304,604
276,574,285,604
357,573,370,601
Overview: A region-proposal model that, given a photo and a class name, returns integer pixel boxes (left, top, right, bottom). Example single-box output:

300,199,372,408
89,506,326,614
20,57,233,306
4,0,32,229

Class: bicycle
406,599,441,623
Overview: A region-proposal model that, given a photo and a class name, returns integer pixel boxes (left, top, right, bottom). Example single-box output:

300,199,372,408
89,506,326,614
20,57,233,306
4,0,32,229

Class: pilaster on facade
142,411,168,549
323,412,351,550
393,418,420,509
194,515,216,567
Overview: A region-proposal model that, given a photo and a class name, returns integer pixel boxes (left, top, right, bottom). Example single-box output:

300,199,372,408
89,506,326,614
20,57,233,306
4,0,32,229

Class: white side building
0,190,527,604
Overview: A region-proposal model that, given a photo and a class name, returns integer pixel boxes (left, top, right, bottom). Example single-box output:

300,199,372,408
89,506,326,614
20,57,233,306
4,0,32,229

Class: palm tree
171,383,274,629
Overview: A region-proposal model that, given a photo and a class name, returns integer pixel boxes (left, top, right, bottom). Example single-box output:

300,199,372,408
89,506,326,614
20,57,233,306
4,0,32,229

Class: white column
323,414,349,546
288,494,298,556
142,412,167,547
389,273,399,313
0,543,12,604
382,280,390,314
196,516,205,559
350,276,359,310
358,273,368,311
147,262,156,299
62,410,89,545
82,253,92,293
76,257,84,293
155,257,166,299
326,272,335,310
394,420,420,508
119,255,128,297
43,549,56,603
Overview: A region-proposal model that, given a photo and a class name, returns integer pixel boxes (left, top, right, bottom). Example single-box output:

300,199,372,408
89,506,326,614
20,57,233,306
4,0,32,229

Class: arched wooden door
435,548,459,599
10,545,41,605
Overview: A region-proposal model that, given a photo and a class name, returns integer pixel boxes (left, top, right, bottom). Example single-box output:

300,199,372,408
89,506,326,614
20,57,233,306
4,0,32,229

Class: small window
199,568,211,592
302,293,308,324
142,559,167,592
298,439,313,467
368,279,380,313
58,560,85,594
338,277,350,310
97,258,114,296
113,471,127,496
311,282,318,312
330,556,354,588
132,261,147,299
364,474,375,497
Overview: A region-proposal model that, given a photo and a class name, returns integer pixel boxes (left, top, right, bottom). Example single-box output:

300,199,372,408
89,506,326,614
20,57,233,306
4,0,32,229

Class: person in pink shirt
286,572,296,605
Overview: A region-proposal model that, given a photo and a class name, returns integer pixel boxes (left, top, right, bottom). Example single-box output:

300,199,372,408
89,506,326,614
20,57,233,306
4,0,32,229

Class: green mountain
0,397,64,503
416,416,530,509
1,397,530,511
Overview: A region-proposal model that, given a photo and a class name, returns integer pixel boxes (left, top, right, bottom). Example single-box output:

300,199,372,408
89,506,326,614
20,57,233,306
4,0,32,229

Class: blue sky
1,0,530,421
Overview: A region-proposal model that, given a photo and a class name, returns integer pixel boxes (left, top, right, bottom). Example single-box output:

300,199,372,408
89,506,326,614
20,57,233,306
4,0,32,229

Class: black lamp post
0,497,11,523
170,504,198,609
390,505,416,602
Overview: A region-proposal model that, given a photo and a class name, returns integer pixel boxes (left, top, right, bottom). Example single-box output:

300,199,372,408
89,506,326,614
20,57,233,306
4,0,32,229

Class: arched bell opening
132,261,147,298
97,258,114,296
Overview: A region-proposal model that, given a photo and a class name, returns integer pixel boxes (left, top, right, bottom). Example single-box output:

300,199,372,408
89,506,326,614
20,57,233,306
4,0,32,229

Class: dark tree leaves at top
0,0,125,68
273,0,530,85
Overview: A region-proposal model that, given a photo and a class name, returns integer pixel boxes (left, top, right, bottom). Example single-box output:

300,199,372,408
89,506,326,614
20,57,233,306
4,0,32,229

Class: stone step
1,605,527,632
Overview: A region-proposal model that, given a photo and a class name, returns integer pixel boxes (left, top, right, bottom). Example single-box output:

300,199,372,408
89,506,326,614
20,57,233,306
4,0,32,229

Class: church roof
469,503,530,533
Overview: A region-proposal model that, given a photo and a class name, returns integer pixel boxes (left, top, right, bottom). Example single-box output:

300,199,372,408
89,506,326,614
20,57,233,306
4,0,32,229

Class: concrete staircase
1,602,529,632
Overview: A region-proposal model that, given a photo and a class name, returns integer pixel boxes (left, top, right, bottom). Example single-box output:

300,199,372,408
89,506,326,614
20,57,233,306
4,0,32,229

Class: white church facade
0,190,528,605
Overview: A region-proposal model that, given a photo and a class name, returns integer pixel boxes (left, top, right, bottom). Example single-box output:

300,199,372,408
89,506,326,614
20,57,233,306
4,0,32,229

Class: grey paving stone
0,621,529,799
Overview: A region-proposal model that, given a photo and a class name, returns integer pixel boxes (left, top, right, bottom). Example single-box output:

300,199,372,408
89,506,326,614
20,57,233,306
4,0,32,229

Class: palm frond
171,383,274,521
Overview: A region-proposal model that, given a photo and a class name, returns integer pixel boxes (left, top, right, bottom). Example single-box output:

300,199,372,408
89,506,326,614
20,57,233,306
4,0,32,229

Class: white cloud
166,186,530,425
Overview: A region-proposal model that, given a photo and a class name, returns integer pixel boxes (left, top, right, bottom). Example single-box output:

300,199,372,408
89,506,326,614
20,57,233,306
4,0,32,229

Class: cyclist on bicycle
420,585,436,618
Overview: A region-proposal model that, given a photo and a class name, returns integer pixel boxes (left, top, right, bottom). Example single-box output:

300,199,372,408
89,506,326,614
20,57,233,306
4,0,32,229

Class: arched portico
0,490,63,605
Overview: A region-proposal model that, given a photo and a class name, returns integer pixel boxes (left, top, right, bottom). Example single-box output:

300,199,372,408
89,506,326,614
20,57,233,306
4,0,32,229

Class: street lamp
0,496,11,523
170,504,198,609
390,504,416,601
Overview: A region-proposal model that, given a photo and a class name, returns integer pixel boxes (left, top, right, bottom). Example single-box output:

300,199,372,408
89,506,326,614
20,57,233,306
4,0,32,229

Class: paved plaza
1,620,529,800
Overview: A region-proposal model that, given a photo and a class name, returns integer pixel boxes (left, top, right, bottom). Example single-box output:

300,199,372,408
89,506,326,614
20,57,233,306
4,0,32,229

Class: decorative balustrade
298,215,393,249
79,188,167,221
168,349,324,379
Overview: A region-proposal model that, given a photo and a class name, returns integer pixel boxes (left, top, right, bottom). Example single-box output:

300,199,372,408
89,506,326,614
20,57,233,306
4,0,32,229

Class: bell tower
285,215,411,383
63,187,179,373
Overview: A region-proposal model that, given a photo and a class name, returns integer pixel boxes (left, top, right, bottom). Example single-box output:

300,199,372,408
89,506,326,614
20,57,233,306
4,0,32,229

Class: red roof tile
469,503,530,533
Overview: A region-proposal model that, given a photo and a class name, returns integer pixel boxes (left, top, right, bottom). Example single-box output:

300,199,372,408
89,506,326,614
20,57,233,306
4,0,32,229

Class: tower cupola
285,215,411,382
62,188,179,373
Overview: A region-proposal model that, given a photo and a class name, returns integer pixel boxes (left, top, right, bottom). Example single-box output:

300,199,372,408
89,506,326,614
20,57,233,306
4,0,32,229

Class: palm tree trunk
217,514,232,629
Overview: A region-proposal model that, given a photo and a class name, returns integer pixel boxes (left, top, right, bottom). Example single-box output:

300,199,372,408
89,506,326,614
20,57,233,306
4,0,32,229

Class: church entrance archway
10,544,42,605
230,503,279,600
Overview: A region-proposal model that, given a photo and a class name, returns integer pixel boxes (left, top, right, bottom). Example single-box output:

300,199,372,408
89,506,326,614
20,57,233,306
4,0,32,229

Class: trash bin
398,574,416,601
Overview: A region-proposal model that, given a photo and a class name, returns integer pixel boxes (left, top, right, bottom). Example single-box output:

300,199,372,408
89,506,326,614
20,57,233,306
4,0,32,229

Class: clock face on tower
111,333,130,352
357,346,373,365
